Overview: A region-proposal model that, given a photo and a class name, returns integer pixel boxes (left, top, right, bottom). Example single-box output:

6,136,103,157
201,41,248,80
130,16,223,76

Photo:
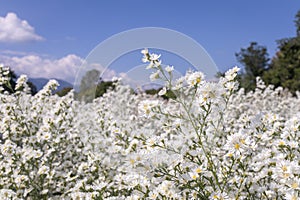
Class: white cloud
0,12,43,43
0,51,154,88
0,53,83,83
0,52,123,84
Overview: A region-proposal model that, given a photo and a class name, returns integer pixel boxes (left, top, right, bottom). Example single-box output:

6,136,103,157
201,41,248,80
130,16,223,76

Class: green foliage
236,42,269,77
295,9,300,36
234,9,300,94
235,42,269,92
261,10,300,94
27,81,38,95
144,88,158,96
55,87,73,97
95,80,115,97
263,36,300,94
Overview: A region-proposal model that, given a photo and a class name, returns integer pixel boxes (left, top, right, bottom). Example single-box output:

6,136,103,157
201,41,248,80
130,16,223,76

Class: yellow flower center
281,165,288,172
195,168,202,174
130,159,135,165
291,182,298,189
191,174,197,180
234,143,240,150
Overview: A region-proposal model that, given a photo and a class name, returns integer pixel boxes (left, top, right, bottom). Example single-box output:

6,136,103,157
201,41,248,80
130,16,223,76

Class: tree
235,42,269,91
95,80,115,97
262,10,300,94
295,9,300,36
263,37,300,94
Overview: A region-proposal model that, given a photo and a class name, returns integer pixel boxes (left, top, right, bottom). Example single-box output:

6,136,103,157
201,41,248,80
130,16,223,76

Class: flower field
0,51,300,199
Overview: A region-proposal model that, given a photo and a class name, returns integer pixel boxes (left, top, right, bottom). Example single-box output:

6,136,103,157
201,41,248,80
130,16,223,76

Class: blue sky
0,1,299,84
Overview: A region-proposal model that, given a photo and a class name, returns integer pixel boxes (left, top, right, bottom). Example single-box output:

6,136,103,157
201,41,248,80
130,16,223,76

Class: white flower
231,66,240,73
225,81,238,91
210,191,230,200
172,77,185,90
112,76,121,82
165,65,174,73
287,179,300,190
141,48,148,55
173,118,181,128
225,66,240,81
47,79,59,90
150,70,160,81
186,71,204,87
158,87,167,96
142,55,149,63
0,64,10,86
154,59,162,67
40,189,49,195
138,99,160,118
0,189,16,199
148,191,159,199
146,62,155,69
188,171,199,180
197,82,224,105
15,75,28,91
141,48,150,63
256,76,266,89
224,131,248,156
42,132,52,140
38,79,60,96
149,53,161,61
37,165,49,175
285,191,299,200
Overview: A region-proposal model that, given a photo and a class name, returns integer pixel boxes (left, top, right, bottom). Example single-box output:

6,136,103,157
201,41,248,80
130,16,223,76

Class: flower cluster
0,51,300,200
0,64,11,93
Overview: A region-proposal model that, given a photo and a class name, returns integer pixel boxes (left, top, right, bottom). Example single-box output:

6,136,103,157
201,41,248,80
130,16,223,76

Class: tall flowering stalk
139,49,243,199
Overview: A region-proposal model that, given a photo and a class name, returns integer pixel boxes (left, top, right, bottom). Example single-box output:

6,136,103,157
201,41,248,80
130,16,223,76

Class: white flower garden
0,50,300,199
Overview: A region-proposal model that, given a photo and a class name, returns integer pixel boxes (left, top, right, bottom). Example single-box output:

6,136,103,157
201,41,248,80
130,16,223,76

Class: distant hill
28,78,73,92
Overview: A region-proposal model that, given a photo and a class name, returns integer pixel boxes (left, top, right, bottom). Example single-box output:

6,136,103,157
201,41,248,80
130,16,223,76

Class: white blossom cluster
0,64,11,93
0,51,300,200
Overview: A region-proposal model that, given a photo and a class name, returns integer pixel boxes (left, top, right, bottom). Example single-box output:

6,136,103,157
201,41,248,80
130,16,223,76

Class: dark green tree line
235,9,300,94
